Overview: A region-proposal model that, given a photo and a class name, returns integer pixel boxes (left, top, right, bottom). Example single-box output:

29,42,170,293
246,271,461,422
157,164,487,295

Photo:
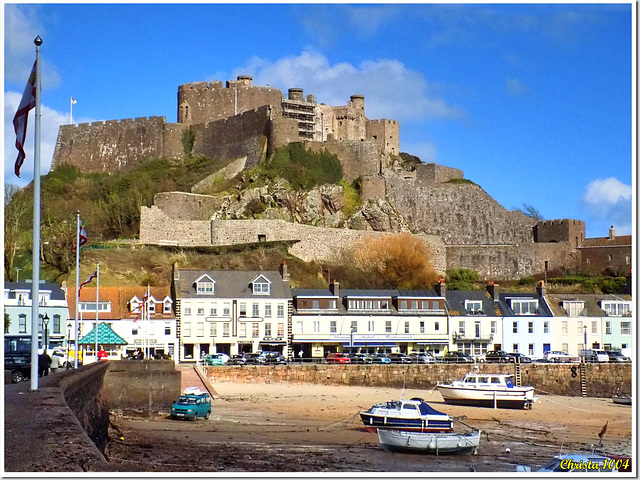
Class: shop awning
342,341,398,347
416,340,450,345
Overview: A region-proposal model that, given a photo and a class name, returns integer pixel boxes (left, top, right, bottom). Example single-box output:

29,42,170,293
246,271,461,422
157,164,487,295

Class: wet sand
105,381,633,473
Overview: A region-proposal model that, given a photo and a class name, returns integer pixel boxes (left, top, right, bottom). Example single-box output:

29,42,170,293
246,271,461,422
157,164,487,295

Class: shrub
265,143,342,190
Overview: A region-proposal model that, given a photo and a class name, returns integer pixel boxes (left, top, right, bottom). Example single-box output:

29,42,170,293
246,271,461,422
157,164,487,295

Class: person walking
49,352,60,374
38,351,52,377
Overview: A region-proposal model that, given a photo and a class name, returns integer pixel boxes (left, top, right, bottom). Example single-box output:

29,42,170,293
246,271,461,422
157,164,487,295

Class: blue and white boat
359,397,454,433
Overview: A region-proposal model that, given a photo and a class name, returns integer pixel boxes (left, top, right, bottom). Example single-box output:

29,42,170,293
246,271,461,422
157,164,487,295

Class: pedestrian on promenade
38,351,52,377
49,352,60,374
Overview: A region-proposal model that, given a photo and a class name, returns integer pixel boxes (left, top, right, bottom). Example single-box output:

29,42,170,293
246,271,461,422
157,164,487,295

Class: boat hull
437,384,535,409
377,428,481,455
612,396,632,406
359,412,453,433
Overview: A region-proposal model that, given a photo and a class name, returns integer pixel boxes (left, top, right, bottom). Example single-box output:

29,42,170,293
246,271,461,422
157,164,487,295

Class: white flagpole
94,262,100,361
29,36,43,391
146,284,151,359
74,211,80,368
69,97,74,124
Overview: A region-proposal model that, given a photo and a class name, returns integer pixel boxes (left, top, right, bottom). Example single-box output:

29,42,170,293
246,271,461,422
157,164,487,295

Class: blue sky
4,3,634,238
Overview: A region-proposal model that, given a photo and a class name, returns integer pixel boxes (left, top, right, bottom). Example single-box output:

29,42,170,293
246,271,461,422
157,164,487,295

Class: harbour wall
203,363,632,398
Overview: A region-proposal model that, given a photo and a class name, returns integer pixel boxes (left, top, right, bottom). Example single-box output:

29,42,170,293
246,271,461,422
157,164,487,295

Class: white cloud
4,91,68,188
581,177,632,233
506,78,529,95
234,51,465,124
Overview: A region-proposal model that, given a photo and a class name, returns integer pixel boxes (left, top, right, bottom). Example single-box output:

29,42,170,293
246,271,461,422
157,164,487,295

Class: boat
436,372,536,409
612,395,632,406
377,428,481,455
359,397,454,433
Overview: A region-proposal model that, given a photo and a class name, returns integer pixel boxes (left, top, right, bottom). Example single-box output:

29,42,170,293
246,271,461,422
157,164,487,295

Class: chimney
435,278,446,297
280,261,290,282
537,280,547,298
487,282,500,300
609,225,616,240
330,280,340,298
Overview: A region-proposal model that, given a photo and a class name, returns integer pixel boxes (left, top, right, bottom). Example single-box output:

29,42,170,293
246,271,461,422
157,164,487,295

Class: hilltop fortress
52,76,600,280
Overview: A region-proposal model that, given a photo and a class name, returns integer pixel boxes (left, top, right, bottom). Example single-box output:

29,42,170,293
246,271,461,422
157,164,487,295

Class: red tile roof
68,286,173,320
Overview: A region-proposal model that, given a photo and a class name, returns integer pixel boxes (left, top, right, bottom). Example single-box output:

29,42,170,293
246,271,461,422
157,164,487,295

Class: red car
326,353,351,364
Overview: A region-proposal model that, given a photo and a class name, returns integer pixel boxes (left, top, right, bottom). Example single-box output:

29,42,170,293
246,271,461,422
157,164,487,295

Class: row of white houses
4,268,633,363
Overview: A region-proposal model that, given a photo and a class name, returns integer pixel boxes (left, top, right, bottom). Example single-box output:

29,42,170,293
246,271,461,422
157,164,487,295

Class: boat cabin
462,373,515,387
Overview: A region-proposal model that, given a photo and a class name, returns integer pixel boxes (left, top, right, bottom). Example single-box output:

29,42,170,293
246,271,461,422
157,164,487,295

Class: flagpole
29,36,43,391
146,284,151,359
74,210,80,368
95,262,100,361
69,97,73,124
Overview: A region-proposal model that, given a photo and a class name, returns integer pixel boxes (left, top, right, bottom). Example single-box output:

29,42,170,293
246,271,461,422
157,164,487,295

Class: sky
3,2,635,239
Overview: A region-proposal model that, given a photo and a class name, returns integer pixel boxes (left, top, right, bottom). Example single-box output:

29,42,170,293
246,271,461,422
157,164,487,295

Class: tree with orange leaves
351,233,440,289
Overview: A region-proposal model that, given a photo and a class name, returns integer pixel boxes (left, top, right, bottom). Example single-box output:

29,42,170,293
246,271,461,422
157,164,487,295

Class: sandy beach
105,378,633,473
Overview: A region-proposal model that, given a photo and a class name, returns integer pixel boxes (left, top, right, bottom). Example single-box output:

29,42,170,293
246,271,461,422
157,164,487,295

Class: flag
71,97,77,104
78,270,97,296
13,59,37,177
598,421,608,439
72,223,88,251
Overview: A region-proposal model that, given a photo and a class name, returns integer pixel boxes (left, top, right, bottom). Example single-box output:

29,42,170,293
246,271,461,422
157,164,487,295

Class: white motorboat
436,372,535,409
377,428,481,455
359,397,454,433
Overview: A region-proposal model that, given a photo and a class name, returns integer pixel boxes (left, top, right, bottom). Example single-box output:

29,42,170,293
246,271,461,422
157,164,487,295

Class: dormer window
510,298,538,315
465,300,483,314
251,275,271,295
163,298,173,314
601,301,632,317
562,300,585,317
195,274,215,294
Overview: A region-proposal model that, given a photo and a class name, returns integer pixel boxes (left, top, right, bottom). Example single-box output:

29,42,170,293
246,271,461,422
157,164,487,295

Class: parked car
408,352,436,364
326,352,351,364
387,353,412,364
543,351,577,363
349,353,373,364
228,354,247,365
485,350,515,363
443,352,474,364
244,353,267,365
607,351,631,363
368,354,391,364
580,349,610,363
261,351,287,364
171,390,211,421
202,353,227,366
509,353,532,364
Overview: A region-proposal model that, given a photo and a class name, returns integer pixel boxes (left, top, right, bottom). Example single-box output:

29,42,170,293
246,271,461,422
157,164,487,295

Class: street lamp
350,325,355,356
583,325,588,363
41,314,50,352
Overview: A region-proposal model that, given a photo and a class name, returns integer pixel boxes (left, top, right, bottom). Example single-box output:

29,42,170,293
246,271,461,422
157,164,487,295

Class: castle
51,76,628,280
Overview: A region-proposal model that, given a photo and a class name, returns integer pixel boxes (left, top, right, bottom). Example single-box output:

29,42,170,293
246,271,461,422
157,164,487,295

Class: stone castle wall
366,119,400,156
52,116,166,172
306,139,383,182
416,163,464,184
535,219,586,246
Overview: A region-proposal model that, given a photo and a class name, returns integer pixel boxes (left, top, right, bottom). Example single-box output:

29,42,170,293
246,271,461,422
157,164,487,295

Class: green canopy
78,322,127,345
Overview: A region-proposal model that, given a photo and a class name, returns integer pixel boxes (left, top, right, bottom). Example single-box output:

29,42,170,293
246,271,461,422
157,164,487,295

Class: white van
580,349,609,363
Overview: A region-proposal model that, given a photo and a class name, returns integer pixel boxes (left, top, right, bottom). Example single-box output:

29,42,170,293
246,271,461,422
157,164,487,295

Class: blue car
171,391,212,421
369,355,391,364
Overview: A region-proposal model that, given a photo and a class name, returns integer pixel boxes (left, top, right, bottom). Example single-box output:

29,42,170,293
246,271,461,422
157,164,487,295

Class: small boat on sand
377,428,481,455
359,397,454,433
437,372,536,409
612,395,632,406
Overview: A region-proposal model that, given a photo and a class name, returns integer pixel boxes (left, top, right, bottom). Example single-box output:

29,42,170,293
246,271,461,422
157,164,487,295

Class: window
252,278,270,295
252,303,259,317
400,300,408,309
277,323,284,337
512,321,518,334
313,320,320,333
561,343,569,353
577,321,583,334
183,303,191,315
223,323,230,337
265,323,272,337
511,299,538,315
605,321,612,335
265,304,272,317
512,344,519,353
465,300,483,313
164,300,172,314
528,344,534,356
277,304,285,318
239,303,247,317
295,321,303,334
385,321,392,333
591,321,598,334
238,323,245,338
52,315,61,334
435,321,440,331
197,322,204,337
148,302,155,314
458,321,465,337
420,321,425,334
312,300,320,309
348,299,390,310
562,321,568,335
601,301,631,317
184,323,191,337
197,303,205,316
404,322,410,334
165,326,171,335
528,322,534,334
491,321,496,335
132,327,138,336
210,306,217,316
330,321,337,333
196,280,214,294
210,322,217,336
562,301,585,317
621,322,631,335
252,323,259,337
368,320,375,332
351,320,358,333
543,322,549,334
223,304,230,316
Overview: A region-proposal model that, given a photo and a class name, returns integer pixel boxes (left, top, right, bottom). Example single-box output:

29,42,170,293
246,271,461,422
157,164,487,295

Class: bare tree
4,186,31,281
514,203,544,221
